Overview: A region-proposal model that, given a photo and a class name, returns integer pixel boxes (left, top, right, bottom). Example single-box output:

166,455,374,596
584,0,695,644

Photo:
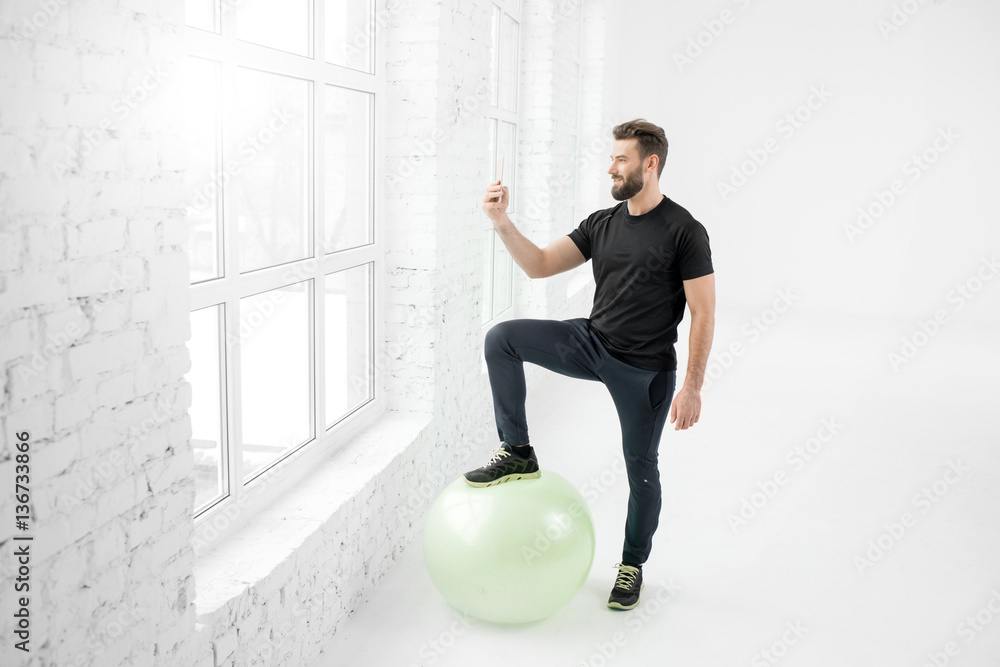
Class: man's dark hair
613,119,669,178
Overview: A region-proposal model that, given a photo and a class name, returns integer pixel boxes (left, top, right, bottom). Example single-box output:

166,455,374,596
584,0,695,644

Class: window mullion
215,302,232,509
218,11,245,496
372,11,383,400
313,11,327,436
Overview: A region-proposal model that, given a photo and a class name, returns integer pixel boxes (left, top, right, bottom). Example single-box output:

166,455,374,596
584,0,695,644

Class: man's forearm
492,214,546,279
683,312,714,391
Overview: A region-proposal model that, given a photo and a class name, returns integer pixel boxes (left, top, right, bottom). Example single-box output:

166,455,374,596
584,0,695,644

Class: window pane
232,68,310,274
483,118,497,324
499,14,518,111
489,6,501,106
488,118,498,185
325,0,374,72
481,228,494,324
488,117,500,183
185,0,219,32
188,305,226,511
236,0,311,57
492,232,512,317
240,282,312,481
324,85,373,253
498,120,516,214
182,57,223,283
325,263,373,427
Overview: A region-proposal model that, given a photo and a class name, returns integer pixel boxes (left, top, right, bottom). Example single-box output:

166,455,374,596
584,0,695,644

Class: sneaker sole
607,582,644,610
607,599,639,610
463,470,541,488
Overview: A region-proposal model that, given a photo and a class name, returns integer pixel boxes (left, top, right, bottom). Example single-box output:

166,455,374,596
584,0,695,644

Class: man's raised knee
484,320,517,360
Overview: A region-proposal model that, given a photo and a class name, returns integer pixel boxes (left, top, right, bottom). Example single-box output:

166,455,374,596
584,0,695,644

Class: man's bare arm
680,273,716,391
482,181,586,279
669,273,716,430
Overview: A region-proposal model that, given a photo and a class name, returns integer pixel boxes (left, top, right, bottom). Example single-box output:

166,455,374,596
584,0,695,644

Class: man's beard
611,168,643,201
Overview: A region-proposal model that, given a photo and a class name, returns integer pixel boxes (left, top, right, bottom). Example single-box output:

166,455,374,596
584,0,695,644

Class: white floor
314,311,1000,667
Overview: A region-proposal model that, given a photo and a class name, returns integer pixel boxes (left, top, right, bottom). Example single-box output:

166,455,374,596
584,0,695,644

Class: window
482,0,520,324
182,0,381,522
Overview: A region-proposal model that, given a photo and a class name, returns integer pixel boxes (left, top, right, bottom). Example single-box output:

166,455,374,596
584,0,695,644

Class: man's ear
646,154,659,175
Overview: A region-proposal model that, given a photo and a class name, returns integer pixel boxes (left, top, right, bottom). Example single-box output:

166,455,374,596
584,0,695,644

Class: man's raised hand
482,180,509,222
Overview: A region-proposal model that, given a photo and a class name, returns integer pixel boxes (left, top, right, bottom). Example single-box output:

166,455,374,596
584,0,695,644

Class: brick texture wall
0,1,194,665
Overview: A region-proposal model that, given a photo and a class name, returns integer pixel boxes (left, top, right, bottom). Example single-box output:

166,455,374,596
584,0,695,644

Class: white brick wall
0,0,607,665
511,0,610,392
0,1,194,665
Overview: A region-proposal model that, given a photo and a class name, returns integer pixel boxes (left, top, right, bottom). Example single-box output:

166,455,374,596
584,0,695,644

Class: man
465,119,715,611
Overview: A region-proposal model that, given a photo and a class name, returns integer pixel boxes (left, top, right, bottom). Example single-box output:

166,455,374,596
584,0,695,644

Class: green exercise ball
423,469,596,624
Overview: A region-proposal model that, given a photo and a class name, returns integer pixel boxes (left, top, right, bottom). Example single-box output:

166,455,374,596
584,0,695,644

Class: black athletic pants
484,317,676,565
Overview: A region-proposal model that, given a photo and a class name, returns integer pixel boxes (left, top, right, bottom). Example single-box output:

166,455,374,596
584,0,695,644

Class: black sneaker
607,563,643,610
463,443,541,487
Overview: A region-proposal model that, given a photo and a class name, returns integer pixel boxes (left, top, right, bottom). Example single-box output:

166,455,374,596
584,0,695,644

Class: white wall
516,0,603,324
0,2,193,665
603,0,1000,324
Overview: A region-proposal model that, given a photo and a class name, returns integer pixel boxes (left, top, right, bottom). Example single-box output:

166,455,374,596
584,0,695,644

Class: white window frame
184,0,385,547
482,0,521,327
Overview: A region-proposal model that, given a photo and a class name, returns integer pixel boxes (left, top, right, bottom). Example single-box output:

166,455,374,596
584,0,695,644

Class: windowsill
192,410,432,624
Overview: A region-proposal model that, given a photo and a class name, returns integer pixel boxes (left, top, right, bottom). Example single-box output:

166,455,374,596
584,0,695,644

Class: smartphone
494,156,504,201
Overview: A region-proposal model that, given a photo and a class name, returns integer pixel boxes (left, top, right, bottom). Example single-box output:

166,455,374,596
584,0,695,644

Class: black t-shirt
568,195,714,371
